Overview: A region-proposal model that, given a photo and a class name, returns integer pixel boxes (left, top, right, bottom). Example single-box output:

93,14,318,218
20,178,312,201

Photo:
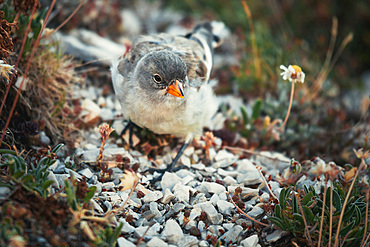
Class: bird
111,21,227,176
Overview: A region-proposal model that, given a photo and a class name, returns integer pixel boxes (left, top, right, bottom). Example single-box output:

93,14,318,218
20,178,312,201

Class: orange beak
167,80,184,98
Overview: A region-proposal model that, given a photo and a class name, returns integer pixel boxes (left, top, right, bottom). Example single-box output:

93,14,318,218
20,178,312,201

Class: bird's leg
166,141,189,172
120,120,138,148
146,134,193,184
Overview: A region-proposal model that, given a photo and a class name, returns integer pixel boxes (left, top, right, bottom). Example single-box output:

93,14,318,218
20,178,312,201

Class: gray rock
40,131,51,145
143,191,163,203
100,108,114,121
117,237,135,247
54,174,70,188
173,203,186,213
147,237,168,247
162,219,184,245
199,182,226,194
217,168,239,177
265,230,285,243
78,168,94,179
210,194,220,206
120,219,135,234
247,206,264,218
82,148,100,162
219,225,243,244
47,172,59,189
216,200,234,215
162,188,175,204
182,235,198,247
223,223,234,231
241,234,259,247
228,186,259,198
194,202,222,224
173,183,190,203
161,172,182,191
0,187,11,198
134,222,161,238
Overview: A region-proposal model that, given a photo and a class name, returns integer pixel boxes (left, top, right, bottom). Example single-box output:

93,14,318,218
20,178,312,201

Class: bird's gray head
133,50,187,98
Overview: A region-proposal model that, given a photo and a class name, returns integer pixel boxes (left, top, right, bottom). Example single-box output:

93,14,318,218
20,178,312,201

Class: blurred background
1,0,369,165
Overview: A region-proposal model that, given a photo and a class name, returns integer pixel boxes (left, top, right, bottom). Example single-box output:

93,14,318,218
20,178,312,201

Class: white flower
0,60,14,82
280,65,305,83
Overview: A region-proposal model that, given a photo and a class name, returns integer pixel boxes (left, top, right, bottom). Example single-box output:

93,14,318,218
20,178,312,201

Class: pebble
78,168,94,179
265,230,285,243
161,219,184,245
161,172,182,191
147,237,168,247
219,225,243,244
162,188,175,204
194,202,222,225
216,200,234,215
143,191,163,203
241,234,259,247
117,237,135,247
199,181,226,194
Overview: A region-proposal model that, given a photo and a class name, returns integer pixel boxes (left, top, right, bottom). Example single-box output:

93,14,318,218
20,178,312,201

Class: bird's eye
153,74,162,83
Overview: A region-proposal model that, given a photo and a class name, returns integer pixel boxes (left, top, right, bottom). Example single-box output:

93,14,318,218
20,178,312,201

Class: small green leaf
332,189,342,212
354,205,362,226
275,204,282,219
240,106,250,124
303,206,315,224
343,205,355,222
21,174,34,184
83,186,97,203
41,180,55,191
51,143,64,154
292,193,298,214
340,221,356,236
251,98,263,122
302,192,313,205
268,216,286,230
279,188,287,210
293,213,304,226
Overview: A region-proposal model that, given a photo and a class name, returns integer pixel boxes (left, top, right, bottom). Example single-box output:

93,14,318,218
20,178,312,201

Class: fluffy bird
111,22,226,173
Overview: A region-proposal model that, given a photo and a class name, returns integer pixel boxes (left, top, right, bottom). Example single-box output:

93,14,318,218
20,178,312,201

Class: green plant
93,222,123,247
0,143,64,198
269,180,370,246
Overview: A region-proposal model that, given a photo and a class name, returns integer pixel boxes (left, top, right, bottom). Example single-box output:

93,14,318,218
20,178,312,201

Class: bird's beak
167,80,184,98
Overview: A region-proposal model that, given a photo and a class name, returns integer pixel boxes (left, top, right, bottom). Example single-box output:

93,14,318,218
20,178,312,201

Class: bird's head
133,50,187,99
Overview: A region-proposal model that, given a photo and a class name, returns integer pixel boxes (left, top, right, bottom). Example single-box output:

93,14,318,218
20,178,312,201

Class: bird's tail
185,21,228,80
186,21,228,49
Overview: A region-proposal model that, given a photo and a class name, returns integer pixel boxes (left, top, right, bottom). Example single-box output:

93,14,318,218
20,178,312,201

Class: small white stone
82,148,100,162
217,200,234,215
162,188,175,204
210,194,220,206
193,202,222,224
161,172,182,191
117,237,135,247
100,108,114,121
143,191,163,203
241,234,259,247
223,223,234,231
191,163,205,170
266,230,285,243
147,237,168,247
183,146,195,156
247,206,264,218
81,98,101,114
215,149,235,161
219,225,243,244
199,182,226,194
180,156,191,167
173,183,190,203
54,174,70,188
40,131,50,145
78,168,94,179
97,96,106,107
47,172,59,188
223,176,237,185
162,219,184,245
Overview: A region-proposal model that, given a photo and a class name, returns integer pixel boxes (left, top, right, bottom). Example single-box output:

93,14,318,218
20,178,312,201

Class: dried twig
318,178,328,247
227,191,269,227
224,146,290,164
